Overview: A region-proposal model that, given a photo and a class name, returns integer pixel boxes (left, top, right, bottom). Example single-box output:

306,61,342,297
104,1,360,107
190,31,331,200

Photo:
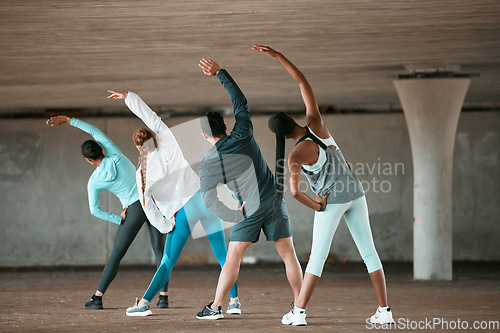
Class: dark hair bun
268,112,296,136
81,140,103,160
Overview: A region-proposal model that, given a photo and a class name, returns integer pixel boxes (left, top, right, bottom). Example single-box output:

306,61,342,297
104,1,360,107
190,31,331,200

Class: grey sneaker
196,302,224,320
226,299,241,314
126,298,152,317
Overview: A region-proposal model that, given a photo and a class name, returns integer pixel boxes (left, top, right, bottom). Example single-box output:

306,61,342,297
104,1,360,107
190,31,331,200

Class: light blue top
70,118,139,224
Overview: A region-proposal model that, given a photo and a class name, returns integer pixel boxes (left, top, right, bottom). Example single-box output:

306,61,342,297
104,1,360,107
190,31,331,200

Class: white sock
294,306,306,314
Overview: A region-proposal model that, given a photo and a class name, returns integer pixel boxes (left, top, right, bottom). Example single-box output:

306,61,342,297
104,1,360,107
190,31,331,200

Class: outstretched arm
46,115,121,156
199,58,252,138
252,45,322,126
107,90,171,138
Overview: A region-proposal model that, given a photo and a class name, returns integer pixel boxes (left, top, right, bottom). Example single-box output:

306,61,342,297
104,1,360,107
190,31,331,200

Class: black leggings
97,200,166,294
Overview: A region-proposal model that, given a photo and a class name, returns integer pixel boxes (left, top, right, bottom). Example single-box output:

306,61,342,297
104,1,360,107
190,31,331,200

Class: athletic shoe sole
370,319,395,324
226,308,241,315
196,314,224,320
282,318,307,326
126,310,153,317
84,305,103,310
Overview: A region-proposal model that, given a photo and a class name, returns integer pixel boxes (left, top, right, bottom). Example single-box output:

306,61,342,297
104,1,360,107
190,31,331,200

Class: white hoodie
125,92,200,233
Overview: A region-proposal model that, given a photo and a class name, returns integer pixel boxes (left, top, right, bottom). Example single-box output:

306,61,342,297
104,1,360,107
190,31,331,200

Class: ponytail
268,112,297,203
138,147,148,205
274,125,286,202
132,128,158,205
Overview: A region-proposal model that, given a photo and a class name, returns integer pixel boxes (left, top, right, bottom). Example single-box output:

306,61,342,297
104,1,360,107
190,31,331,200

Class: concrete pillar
393,78,470,280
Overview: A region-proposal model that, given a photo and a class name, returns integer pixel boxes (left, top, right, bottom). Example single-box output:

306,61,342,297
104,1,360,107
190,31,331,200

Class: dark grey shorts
229,194,293,243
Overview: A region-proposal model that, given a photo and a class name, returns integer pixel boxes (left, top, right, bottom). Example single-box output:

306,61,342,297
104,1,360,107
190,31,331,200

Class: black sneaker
84,294,103,310
157,295,169,308
196,302,223,320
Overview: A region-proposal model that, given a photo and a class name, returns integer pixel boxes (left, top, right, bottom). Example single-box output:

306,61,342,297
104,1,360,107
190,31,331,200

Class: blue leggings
306,195,383,277
143,191,238,301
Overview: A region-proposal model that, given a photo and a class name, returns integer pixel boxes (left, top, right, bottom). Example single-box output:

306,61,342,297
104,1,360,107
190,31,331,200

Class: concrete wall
0,111,498,267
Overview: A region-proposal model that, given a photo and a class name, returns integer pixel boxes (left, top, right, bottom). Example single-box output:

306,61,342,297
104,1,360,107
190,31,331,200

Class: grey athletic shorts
229,194,293,243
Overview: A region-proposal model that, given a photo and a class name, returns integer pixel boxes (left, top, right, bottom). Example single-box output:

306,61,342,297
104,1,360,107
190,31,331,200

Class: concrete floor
1,263,499,332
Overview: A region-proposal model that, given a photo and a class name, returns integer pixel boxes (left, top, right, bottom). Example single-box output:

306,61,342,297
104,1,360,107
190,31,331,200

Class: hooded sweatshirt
70,118,139,224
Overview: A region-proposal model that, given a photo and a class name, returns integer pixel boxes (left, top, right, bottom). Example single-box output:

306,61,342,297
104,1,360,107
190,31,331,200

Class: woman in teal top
46,115,167,310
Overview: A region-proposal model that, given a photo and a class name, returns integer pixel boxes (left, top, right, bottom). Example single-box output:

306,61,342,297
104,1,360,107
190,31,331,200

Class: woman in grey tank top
253,45,395,326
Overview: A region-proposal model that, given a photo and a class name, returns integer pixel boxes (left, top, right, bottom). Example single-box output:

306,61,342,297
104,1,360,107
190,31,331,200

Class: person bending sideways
106,90,240,316
46,116,166,310
255,44,395,326
195,58,303,320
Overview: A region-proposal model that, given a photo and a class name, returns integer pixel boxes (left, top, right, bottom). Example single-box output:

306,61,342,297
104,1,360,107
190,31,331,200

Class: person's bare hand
199,58,222,76
236,201,246,212
121,206,128,222
107,90,128,100
315,191,330,210
46,115,71,127
252,45,281,58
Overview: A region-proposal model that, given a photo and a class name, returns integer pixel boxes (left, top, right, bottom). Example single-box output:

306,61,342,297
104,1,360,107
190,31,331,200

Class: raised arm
46,115,121,156
252,45,322,126
199,58,252,137
107,90,172,138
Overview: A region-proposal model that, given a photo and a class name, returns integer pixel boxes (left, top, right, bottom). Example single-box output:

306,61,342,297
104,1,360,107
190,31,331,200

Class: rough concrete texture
0,112,498,267
1,1,500,113
0,264,499,332
394,78,471,280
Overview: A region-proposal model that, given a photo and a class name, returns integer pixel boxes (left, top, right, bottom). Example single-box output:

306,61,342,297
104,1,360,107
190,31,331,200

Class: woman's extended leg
141,206,191,303
343,196,386,306
294,202,349,309
344,196,394,324
96,201,146,295
85,201,146,309
281,202,348,325
146,222,168,308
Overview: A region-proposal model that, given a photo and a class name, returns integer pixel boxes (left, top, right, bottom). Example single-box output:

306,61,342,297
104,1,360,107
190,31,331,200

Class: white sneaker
282,306,307,326
126,298,153,317
226,299,242,314
369,306,394,324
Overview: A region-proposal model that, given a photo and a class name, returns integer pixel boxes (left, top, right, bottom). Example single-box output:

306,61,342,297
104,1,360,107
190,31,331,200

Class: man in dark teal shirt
196,58,302,320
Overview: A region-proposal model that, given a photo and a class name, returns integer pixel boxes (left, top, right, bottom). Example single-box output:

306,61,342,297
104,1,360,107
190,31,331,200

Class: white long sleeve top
125,92,200,233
